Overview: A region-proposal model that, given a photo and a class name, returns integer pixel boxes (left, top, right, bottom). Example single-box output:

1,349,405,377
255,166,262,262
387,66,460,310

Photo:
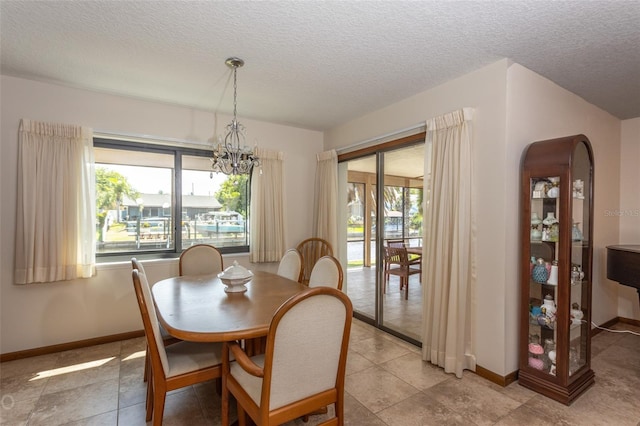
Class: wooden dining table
151,270,308,343
406,246,422,256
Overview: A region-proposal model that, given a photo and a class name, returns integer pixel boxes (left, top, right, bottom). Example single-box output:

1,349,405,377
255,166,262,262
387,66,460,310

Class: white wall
326,59,626,377
617,117,640,318
0,75,323,354
326,60,511,376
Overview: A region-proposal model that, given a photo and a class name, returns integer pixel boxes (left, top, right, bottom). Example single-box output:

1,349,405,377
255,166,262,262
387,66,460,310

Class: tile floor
1,320,639,425
346,266,423,341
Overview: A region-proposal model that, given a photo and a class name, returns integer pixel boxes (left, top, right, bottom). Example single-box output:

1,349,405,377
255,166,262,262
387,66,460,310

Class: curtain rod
94,129,212,149
335,122,426,154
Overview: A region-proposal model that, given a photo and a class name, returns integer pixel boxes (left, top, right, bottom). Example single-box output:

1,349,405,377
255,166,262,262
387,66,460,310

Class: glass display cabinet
519,134,595,405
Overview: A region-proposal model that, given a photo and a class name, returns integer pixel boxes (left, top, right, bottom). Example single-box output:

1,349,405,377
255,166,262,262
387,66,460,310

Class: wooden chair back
179,244,224,276
308,255,343,290
222,286,352,426
296,238,333,285
132,269,223,425
383,246,421,300
387,239,406,248
132,269,171,376
276,248,303,282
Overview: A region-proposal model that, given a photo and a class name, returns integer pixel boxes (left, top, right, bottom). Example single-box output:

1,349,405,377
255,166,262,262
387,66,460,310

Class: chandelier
211,57,260,175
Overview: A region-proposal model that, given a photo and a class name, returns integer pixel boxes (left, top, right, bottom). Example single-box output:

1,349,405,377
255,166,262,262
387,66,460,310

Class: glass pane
381,145,424,342
528,176,560,377
95,148,174,254
182,155,249,249
346,155,376,321
569,142,590,375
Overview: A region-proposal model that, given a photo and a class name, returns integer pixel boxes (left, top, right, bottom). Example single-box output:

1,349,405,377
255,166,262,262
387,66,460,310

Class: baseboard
475,365,518,387
478,316,639,387
591,317,619,336
616,316,640,328
0,330,145,362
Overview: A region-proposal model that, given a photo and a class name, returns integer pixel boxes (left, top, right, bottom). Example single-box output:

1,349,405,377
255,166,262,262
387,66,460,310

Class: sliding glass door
343,142,424,343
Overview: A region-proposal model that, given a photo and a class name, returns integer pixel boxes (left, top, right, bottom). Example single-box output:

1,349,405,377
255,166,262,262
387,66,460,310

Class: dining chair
276,248,303,282
387,239,421,266
131,258,180,384
296,237,333,285
387,238,405,248
308,255,343,290
131,268,224,426
383,246,421,300
179,243,224,276
221,286,353,426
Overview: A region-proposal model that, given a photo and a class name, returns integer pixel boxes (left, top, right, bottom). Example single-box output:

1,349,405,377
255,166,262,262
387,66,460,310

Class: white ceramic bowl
218,261,253,293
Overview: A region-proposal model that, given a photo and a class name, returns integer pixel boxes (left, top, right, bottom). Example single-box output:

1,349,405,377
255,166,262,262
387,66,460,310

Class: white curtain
250,148,286,262
15,119,96,284
421,108,476,378
313,150,338,252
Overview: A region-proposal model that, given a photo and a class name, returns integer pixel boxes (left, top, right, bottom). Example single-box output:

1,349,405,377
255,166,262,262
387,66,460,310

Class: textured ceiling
1,1,639,131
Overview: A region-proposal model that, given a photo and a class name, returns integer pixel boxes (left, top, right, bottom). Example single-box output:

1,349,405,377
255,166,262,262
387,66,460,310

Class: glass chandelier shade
211,57,260,175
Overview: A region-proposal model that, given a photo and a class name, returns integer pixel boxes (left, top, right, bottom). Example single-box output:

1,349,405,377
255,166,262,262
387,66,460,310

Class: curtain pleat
421,108,476,377
313,150,338,254
250,148,286,262
15,119,96,284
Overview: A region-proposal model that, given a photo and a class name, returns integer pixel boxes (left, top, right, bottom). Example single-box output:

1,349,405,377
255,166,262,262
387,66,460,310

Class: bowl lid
218,260,253,280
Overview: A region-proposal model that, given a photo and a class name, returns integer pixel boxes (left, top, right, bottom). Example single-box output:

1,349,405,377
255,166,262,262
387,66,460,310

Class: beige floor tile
0,353,59,380
0,395,38,426
349,320,378,342
117,348,147,410
346,350,376,376
158,387,211,426
493,403,563,425
424,375,522,426
345,365,419,413
55,342,122,367
379,352,450,391
42,356,120,395
28,378,119,425
590,356,640,408
193,380,227,424
3,319,640,425
117,371,147,410
115,401,148,425
376,391,470,425
596,343,640,371
64,410,118,425
493,380,539,405
566,383,640,426
341,392,387,426
349,334,412,364
1,372,47,403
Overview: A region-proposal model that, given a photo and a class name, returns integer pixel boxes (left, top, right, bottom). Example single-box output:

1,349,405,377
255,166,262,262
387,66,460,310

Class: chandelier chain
211,57,260,176
232,64,238,124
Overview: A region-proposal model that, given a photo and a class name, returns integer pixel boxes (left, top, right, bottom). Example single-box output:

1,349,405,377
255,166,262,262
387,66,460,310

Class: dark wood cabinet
519,134,595,405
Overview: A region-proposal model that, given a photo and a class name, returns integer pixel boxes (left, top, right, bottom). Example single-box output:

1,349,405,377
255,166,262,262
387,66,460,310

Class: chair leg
221,376,229,426
405,280,409,300
237,404,247,426
145,374,153,422
143,344,149,382
152,385,166,426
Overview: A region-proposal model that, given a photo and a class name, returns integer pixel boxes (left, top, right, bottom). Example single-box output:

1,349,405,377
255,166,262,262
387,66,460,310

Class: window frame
94,137,250,262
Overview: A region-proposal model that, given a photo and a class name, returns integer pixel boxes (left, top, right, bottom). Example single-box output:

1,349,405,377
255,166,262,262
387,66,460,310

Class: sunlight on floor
29,356,116,381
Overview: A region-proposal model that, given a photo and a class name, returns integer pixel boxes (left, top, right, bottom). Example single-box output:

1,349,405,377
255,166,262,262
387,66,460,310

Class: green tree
96,167,138,241
215,174,248,217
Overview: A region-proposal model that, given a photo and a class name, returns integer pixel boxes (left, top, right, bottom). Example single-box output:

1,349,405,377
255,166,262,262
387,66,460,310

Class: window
94,138,250,259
